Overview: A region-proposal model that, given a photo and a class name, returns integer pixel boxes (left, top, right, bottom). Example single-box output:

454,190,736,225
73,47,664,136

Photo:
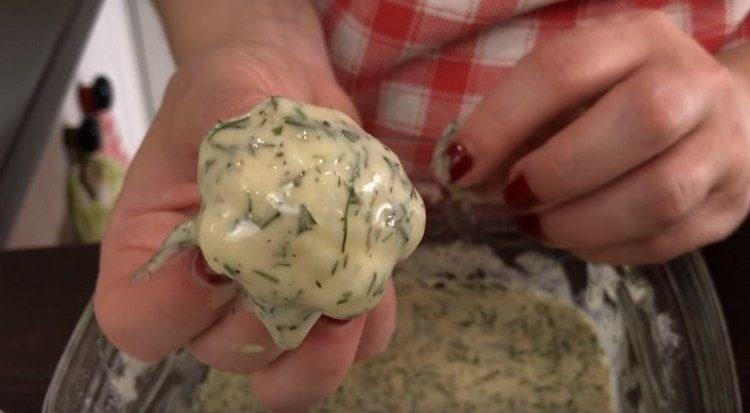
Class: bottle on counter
78,75,130,166
64,115,125,243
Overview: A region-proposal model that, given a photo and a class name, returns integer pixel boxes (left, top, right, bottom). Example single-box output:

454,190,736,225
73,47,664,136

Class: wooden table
0,245,99,413
1,230,748,413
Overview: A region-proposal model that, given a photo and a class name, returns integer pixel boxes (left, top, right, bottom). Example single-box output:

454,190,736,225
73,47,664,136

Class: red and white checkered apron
315,0,750,165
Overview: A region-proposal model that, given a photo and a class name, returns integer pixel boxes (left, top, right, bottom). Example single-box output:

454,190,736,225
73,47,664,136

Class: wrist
155,0,328,67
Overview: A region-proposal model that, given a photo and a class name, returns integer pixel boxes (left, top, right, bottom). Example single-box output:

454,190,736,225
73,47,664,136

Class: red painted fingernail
515,214,545,240
194,252,232,286
503,175,539,210
446,142,473,182
439,185,451,199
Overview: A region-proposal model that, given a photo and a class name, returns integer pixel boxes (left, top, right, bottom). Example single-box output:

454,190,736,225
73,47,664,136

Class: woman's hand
444,10,750,264
94,3,396,412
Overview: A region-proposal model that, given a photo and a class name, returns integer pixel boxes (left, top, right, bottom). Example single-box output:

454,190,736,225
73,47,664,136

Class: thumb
313,82,361,125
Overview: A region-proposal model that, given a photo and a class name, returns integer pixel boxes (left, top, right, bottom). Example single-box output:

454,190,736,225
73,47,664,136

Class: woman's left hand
443,10,750,264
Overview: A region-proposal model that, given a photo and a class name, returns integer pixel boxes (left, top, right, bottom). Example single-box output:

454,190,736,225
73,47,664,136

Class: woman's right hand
93,3,398,411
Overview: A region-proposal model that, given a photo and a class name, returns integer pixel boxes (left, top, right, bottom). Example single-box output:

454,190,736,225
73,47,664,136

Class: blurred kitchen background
3,0,174,249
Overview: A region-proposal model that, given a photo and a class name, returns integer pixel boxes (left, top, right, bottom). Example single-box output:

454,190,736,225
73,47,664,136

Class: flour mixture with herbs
194,243,613,413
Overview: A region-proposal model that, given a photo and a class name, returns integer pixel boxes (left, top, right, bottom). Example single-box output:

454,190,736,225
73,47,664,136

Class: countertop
1,227,749,412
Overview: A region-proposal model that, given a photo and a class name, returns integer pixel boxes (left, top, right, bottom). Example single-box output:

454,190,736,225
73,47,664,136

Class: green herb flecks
252,269,280,284
247,137,276,155
315,280,322,288
222,264,240,277
341,185,360,253
274,239,290,258
283,117,308,128
292,170,306,187
367,272,378,295
210,142,237,153
316,120,335,137
270,96,280,110
383,155,397,182
330,260,339,275
286,288,303,303
337,291,352,305
397,225,411,244
342,129,360,142
258,211,281,229
225,160,243,171
365,225,373,251
381,231,394,243
297,203,318,234
372,227,382,245
203,158,216,173
294,106,307,120
206,115,250,141
372,277,387,297
362,146,370,169
272,125,283,136
252,298,269,313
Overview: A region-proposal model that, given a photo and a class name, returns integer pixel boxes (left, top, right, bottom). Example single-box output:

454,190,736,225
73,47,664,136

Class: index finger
443,10,683,187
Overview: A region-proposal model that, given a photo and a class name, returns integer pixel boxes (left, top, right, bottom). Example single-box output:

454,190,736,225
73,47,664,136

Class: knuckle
632,74,691,143
710,64,741,100
709,63,735,87
623,9,674,32
646,173,696,227
527,39,587,92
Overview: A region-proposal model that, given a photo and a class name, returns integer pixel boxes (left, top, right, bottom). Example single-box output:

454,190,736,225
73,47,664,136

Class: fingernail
503,175,539,210
194,252,232,286
446,142,473,182
322,316,353,326
515,214,545,240
439,185,451,199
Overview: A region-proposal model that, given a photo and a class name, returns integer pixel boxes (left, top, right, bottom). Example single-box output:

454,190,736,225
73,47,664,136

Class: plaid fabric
314,0,750,166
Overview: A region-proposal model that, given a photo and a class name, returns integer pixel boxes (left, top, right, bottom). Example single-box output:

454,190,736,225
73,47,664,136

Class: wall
6,0,154,249
127,0,174,117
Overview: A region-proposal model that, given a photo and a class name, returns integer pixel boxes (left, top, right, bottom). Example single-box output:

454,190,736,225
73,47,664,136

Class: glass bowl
43,138,742,413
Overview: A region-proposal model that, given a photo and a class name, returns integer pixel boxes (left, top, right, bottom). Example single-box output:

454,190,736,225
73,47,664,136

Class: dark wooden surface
0,244,99,413
0,233,748,413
